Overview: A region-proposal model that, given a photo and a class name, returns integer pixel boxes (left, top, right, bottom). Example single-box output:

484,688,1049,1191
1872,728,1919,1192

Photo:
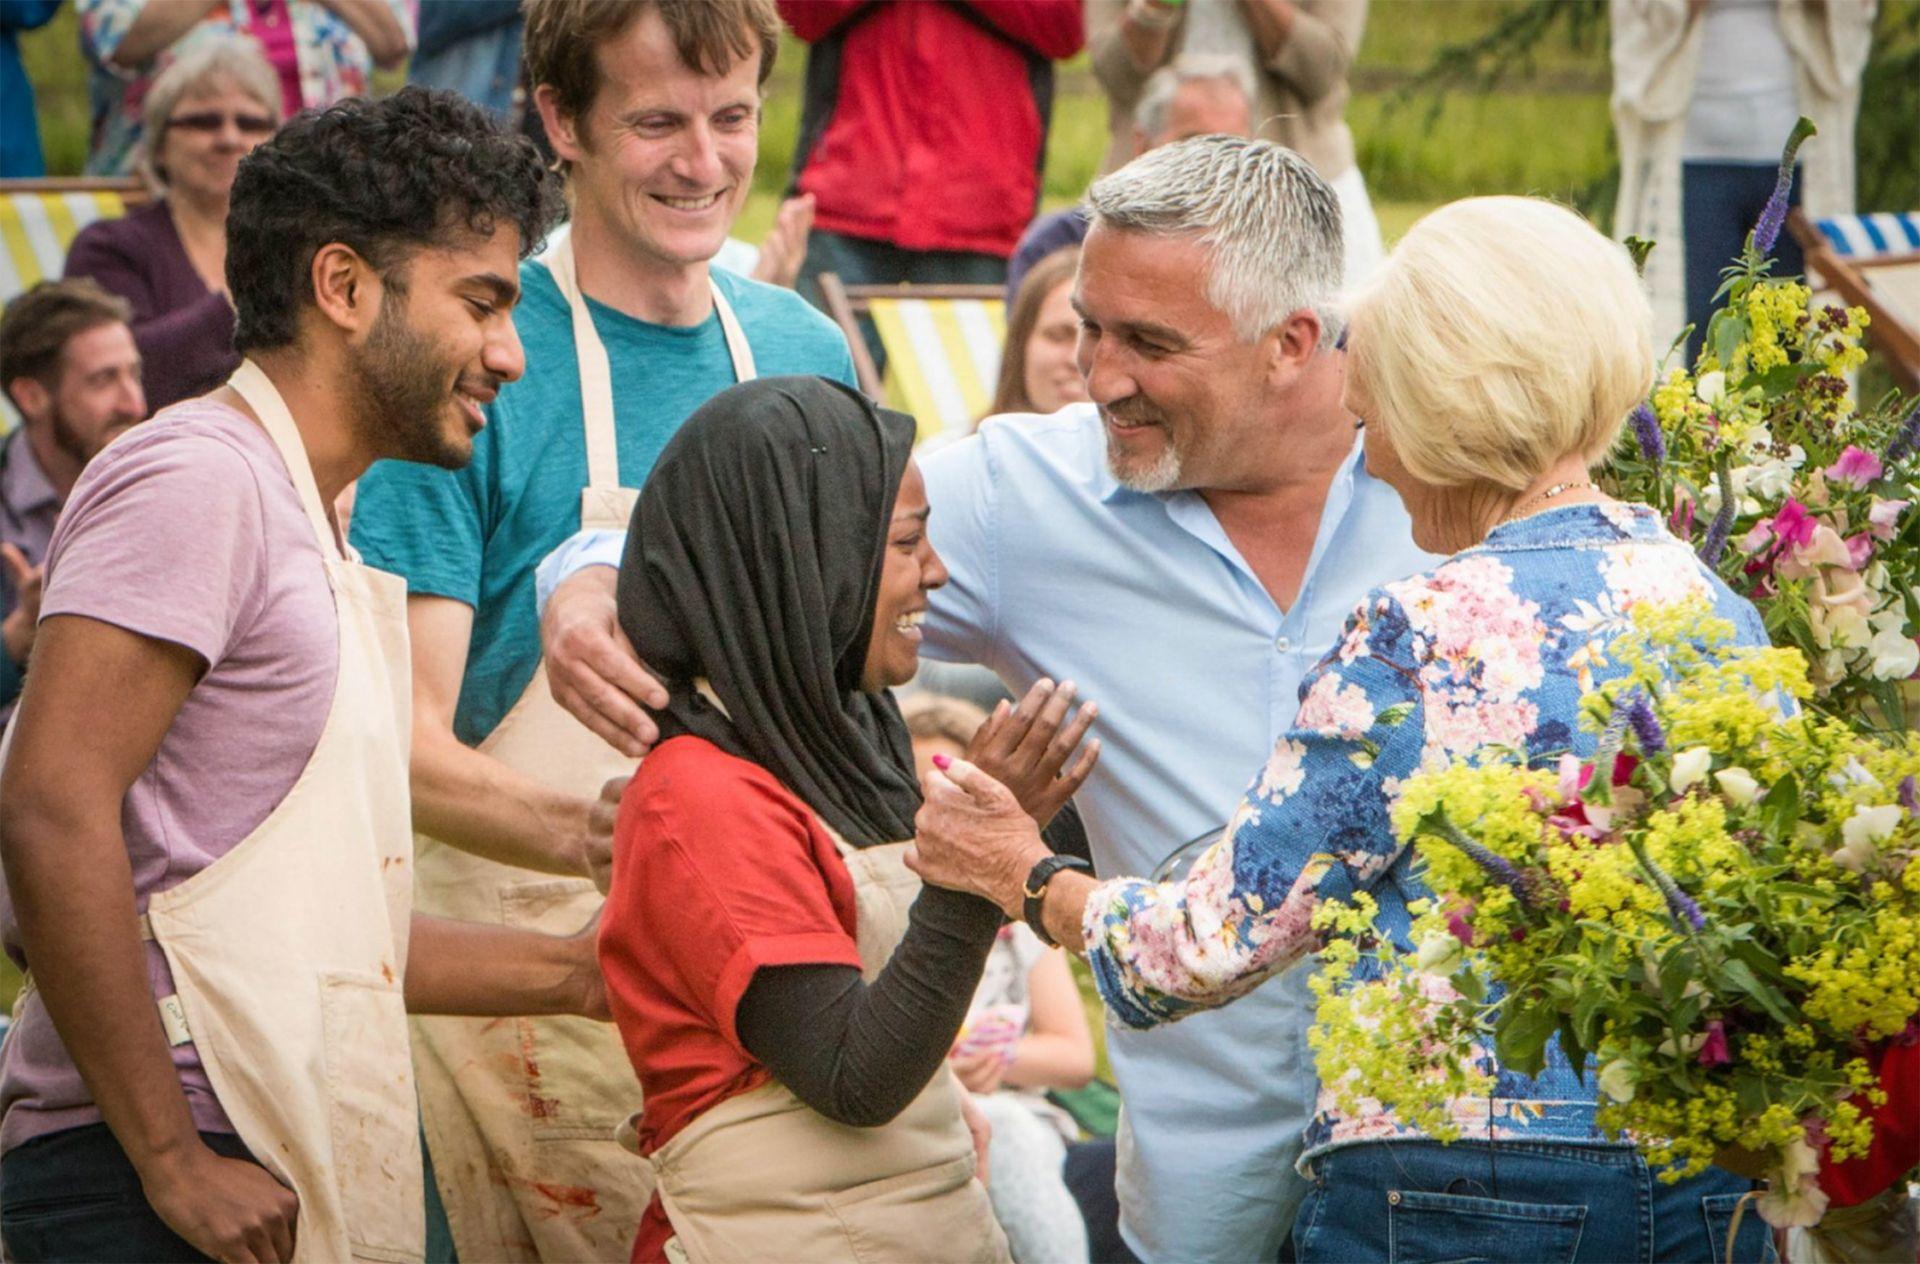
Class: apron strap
538,229,757,498
226,360,342,561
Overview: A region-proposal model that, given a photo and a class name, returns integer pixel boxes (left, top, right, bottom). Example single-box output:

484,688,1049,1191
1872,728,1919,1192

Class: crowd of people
0,1,1903,1263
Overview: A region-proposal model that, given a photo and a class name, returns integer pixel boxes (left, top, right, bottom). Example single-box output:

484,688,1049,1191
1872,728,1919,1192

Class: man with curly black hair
0,88,606,1264
346,4,861,1258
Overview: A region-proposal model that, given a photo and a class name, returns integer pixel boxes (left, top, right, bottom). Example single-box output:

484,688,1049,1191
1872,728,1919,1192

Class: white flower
1757,1138,1831,1229
1714,767,1762,806
1670,747,1712,794
1867,628,1920,680
1695,370,1727,406
1657,1031,1708,1058
1756,1178,1829,1229
1833,804,1901,871
1413,932,1465,978
1597,1059,1636,1103
1745,458,1798,500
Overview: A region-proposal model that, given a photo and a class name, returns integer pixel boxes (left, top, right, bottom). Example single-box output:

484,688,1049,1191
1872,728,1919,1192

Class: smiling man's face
552,4,761,273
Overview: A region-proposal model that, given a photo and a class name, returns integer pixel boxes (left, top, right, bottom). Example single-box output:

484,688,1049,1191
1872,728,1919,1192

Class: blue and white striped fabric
1817,212,1920,259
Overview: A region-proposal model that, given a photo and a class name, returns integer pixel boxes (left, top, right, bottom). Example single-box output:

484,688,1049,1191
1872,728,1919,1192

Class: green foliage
1312,604,1920,1230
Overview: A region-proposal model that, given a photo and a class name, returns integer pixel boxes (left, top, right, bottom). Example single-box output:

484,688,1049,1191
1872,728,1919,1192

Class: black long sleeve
735,884,1004,1128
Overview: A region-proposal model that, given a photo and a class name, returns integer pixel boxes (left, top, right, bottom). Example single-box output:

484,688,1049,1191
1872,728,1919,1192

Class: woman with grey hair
908,196,1780,1261
65,35,281,412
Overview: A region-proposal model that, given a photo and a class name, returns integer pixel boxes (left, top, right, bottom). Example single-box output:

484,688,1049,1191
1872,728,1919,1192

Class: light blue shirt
536,404,1437,1262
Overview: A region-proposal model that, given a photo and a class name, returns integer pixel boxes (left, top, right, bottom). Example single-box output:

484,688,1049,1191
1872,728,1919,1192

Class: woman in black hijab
598,377,1097,1264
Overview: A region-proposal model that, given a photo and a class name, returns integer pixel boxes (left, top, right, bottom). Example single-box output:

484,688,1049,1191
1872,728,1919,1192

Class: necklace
1506,479,1598,522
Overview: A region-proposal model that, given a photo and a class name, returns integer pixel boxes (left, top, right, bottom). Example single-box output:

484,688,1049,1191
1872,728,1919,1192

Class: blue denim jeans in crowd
1293,1140,1777,1263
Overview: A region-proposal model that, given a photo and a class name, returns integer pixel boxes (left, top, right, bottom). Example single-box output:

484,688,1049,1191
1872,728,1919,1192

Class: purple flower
1666,883,1707,932
1889,400,1920,465
1630,404,1666,463
1752,118,1815,257
1826,445,1885,490
1900,776,1918,815
1433,817,1536,913
1625,694,1666,756
1698,460,1737,566
1697,1021,1732,1068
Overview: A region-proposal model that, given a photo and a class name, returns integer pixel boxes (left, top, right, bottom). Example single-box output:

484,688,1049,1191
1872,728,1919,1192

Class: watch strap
1022,853,1092,948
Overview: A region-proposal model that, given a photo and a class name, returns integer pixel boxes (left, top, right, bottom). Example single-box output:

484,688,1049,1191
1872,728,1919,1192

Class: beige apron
408,236,757,1262
626,801,1010,1264
7,360,425,1263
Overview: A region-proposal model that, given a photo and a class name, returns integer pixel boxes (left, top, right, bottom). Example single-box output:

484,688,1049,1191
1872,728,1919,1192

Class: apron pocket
500,879,633,1141
822,1154,999,1264
320,971,425,1262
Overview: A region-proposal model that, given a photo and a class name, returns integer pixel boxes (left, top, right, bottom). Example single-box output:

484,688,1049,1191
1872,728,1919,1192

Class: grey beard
1108,439,1183,493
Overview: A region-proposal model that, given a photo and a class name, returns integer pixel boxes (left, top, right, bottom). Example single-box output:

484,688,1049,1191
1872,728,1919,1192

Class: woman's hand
907,758,1053,919
950,1049,1010,1095
964,679,1100,827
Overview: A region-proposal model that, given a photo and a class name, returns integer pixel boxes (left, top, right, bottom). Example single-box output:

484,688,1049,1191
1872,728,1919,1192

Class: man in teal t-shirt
350,255,852,751
344,1,852,1258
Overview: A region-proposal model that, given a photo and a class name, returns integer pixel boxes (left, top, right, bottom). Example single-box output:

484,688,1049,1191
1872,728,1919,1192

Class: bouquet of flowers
1308,601,1920,1230
1605,120,1920,729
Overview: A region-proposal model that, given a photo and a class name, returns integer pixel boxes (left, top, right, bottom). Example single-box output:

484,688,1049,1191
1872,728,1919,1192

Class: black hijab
618,376,922,847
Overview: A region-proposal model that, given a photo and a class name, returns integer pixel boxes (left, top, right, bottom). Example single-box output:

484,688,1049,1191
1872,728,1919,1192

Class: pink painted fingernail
932,753,953,771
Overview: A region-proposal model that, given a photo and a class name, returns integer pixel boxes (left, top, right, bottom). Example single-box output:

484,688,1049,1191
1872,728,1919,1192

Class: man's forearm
2,806,204,1173
411,727,591,877
404,914,593,1016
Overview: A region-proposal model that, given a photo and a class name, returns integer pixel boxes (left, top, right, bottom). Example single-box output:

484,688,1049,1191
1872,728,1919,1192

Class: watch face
1152,826,1226,883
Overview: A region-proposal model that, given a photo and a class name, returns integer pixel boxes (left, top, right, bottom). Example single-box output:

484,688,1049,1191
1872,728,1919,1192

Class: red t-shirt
598,735,865,1263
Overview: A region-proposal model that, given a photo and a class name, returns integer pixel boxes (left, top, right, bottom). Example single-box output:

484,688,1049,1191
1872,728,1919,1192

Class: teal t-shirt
349,261,857,746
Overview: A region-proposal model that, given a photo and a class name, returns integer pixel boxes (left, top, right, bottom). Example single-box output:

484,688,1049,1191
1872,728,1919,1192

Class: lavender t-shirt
0,399,339,1152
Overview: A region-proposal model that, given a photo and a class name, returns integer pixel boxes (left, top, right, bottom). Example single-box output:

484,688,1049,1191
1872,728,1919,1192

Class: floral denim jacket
1082,502,1769,1156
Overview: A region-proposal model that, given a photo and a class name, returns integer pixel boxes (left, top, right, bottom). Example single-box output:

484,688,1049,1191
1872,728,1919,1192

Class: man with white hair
535,135,1437,1261
1004,52,1254,306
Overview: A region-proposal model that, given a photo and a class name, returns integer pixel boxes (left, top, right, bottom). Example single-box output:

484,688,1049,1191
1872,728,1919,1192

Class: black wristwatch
1023,853,1093,948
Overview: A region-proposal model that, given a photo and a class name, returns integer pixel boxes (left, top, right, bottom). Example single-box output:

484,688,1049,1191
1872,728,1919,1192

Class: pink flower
1825,445,1885,490
1845,533,1875,570
1738,522,1774,556
1446,907,1476,947
1670,498,1696,539
1697,1021,1731,1068
1868,498,1909,542
1770,499,1818,552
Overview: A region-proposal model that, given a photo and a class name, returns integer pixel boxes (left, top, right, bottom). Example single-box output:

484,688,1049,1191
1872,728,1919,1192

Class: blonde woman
909,197,1779,1262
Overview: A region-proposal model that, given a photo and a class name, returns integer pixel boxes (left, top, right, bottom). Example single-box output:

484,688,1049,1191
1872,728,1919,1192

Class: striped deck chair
817,276,1005,448
1789,209,1920,391
0,179,151,427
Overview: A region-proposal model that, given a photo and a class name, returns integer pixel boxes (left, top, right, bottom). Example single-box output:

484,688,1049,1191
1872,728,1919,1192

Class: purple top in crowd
64,200,239,414
0,400,338,1152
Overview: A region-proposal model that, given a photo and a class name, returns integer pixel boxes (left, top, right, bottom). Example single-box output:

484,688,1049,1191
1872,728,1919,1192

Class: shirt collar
0,430,61,519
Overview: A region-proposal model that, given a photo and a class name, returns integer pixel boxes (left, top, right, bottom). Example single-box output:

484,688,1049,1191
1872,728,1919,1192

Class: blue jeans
0,1123,260,1262
1682,160,1806,365
1294,1141,1776,1263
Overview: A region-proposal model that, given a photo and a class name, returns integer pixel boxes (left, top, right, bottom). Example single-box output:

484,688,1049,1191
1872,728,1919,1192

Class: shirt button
1273,636,1292,654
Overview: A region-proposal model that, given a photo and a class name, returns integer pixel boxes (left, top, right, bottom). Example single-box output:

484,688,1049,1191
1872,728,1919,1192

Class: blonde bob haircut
1346,196,1653,492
